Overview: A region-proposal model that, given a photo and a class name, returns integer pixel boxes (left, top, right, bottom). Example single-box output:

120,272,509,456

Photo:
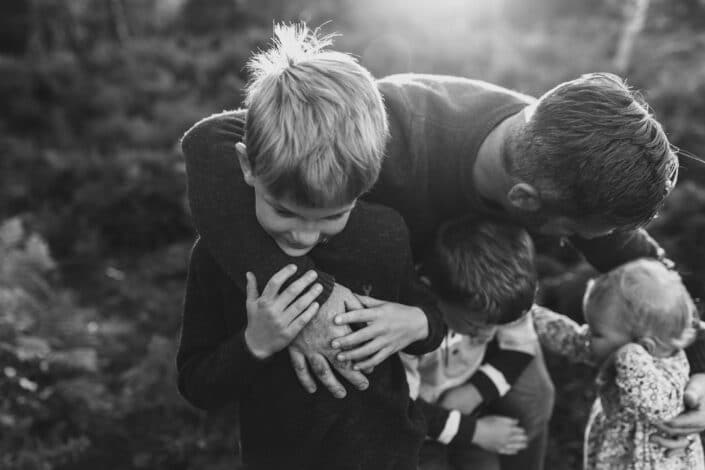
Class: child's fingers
260,264,298,299
276,270,318,309
354,294,386,308
245,272,258,302
351,346,393,371
330,325,379,350
286,302,319,337
283,282,322,320
334,308,378,326
336,338,385,363
288,347,317,394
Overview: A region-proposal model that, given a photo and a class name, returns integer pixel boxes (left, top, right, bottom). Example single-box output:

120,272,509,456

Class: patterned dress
532,307,705,470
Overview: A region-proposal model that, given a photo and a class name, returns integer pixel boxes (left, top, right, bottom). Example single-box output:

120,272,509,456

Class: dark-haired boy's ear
507,183,541,212
236,142,255,187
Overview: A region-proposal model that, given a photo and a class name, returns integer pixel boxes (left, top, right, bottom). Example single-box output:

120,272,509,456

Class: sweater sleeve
176,239,269,410
417,398,477,445
181,110,335,303
532,306,594,365
467,314,536,403
569,228,667,273
398,237,447,355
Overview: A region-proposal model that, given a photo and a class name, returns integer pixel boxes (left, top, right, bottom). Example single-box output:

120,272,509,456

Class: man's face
508,208,618,239
251,179,355,257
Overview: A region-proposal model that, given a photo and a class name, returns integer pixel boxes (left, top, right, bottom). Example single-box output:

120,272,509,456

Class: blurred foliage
2,0,705,468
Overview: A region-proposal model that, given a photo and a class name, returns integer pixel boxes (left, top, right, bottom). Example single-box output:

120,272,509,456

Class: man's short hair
244,23,388,207
424,216,537,324
507,73,678,229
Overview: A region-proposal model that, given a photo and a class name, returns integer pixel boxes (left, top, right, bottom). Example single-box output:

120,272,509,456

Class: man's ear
236,142,255,187
507,183,541,212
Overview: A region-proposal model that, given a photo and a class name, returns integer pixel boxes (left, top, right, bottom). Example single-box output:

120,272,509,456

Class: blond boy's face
250,179,355,257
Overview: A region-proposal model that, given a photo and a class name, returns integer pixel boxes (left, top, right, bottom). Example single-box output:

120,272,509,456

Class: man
182,73,705,463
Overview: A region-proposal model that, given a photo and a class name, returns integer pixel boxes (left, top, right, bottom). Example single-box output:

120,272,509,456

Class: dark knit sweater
181,73,705,373
177,201,441,470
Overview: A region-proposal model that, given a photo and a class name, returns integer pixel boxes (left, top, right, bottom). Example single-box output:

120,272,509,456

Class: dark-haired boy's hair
424,216,537,325
507,72,678,229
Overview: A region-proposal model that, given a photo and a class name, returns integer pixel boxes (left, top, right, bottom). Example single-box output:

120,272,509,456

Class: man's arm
181,110,335,303
569,228,666,273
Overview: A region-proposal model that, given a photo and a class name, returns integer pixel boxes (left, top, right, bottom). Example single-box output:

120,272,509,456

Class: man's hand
288,283,370,399
471,415,528,455
330,295,429,370
653,373,705,454
438,383,483,415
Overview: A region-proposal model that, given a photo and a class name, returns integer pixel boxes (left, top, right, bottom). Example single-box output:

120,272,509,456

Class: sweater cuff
314,271,335,306
451,414,478,445
468,365,510,403
403,303,447,355
437,410,462,444
686,337,705,374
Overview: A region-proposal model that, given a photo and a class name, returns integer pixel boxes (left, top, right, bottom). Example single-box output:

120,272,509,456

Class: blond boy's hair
243,23,388,207
586,259,698,351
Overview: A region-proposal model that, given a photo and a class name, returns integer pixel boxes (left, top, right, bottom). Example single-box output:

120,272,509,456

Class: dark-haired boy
402,216,552,470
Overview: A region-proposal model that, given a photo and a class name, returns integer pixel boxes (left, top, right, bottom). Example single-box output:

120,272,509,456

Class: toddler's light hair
243,23,388,207
585,258,698,352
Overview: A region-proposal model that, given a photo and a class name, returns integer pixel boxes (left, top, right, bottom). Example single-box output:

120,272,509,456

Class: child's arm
450,314,537,409
532,306,594,364
615,343,686,422
181,110,335,304
176,241,320,410
327,219,446,369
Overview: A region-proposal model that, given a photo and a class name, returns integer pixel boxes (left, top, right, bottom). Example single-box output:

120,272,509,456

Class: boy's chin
276,241,315,257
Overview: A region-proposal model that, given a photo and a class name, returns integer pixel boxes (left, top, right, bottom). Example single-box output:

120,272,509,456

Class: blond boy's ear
507,183,541,212
236,142,255,187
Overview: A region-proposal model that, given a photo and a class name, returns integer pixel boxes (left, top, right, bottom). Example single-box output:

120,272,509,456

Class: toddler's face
583,282,632,362
251,179,355,257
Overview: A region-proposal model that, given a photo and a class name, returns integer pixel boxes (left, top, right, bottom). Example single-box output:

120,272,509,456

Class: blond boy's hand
243,266,321,360
472,415,528,455
330,295,429,370
288,283,370,399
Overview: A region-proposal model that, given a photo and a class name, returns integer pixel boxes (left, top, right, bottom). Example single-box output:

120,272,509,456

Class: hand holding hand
330,295,429,370
472,415,528,455
288,283,370,398
243,265,321,359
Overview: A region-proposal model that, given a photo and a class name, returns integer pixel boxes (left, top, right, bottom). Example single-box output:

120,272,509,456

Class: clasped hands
243,266,428,399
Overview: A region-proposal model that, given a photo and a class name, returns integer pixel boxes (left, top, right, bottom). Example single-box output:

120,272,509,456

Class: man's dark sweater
181,73,705,373
177,202,441,470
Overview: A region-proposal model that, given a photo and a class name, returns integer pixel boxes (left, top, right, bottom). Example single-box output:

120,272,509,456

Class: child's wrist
411,306,429,342
243,328,273,360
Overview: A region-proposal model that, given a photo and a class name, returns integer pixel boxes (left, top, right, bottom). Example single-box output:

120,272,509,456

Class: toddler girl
533,258,704,469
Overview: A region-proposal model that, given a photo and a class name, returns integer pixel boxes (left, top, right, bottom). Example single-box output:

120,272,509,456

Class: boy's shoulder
332,201,409,248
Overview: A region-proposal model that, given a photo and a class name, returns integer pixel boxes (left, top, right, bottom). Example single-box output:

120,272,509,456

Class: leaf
15,335,51,361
